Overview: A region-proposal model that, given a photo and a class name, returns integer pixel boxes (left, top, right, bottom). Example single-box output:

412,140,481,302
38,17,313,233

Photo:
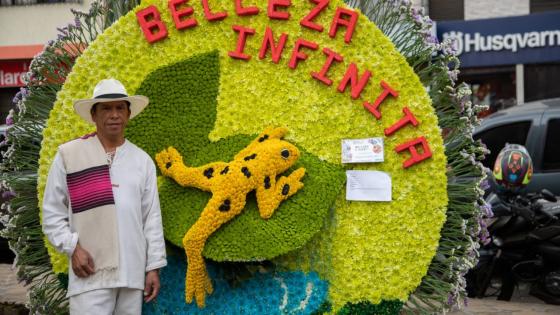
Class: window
531,0,560,13
525,63,560,102
0,0,81,6
543,119,560,171
474,121,532,168
428,0,464,21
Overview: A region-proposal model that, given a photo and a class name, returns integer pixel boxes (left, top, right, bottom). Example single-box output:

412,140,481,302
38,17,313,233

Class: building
428,0,560,116
0,0,93,125
0,0,95,263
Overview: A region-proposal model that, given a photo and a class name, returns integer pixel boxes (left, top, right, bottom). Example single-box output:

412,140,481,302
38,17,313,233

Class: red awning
0,45,44,60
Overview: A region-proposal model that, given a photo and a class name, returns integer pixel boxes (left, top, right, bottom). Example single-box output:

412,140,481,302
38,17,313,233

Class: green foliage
0,1,141,313
338,300,404,315
127,52,346,261
310,301,333,315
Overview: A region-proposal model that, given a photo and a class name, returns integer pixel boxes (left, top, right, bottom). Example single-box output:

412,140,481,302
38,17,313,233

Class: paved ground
0,264,28,306
2,263,560,314
448,298,560,315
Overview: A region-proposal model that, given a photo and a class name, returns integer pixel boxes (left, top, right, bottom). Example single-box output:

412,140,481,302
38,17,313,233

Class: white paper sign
341,137,384,163
346,170,392,202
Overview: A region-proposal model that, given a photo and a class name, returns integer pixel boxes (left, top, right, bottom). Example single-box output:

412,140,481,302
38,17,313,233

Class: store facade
436,10,560,115
0,45,42,134
0,0,93,127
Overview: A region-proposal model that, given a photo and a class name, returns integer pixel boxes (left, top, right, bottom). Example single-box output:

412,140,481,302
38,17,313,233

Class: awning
0,45,44,60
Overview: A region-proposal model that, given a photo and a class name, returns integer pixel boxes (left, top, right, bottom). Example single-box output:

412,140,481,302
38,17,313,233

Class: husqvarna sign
437,11,560,67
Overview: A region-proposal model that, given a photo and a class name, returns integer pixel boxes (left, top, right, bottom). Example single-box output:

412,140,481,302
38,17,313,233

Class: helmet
493,144,533,190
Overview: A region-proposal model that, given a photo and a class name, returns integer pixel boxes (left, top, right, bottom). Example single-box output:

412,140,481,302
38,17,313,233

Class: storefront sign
0,60,29,87
437,11,560,67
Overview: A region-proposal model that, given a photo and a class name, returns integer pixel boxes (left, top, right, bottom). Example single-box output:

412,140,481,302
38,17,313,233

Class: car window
475,121,531,168
543,118,560,172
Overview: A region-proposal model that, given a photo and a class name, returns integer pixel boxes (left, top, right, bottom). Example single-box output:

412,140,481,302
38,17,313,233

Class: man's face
91,101,131,137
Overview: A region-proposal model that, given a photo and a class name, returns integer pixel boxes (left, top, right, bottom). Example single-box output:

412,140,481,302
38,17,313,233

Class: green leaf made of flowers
337,300,403,315
126,51,346,261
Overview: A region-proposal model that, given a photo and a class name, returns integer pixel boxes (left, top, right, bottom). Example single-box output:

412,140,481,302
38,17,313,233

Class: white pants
69,287,143,315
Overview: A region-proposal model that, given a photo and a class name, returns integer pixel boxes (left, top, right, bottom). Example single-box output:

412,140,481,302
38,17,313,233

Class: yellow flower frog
155,127,306,308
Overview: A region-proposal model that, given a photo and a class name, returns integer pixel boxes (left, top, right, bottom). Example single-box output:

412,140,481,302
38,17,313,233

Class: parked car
474,97,560,195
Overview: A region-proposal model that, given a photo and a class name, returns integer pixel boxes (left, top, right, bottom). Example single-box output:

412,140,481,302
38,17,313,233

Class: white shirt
42,139,167,297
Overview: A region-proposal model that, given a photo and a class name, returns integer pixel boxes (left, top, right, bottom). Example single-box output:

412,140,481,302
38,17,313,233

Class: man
42,79,167,314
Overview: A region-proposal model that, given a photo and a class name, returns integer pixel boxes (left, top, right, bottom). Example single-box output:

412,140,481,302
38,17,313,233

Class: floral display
128,54,345,264
38,0,448,309
0,0,489,314
155,127,308,307
142,248,329,314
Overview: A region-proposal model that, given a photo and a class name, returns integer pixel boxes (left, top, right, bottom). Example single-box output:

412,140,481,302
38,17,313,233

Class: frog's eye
281,149,290,159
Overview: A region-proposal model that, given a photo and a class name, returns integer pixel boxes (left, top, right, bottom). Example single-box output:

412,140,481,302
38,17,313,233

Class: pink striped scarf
59,133,119,278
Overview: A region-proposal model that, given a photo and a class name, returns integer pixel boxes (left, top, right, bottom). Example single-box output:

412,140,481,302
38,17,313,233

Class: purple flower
442,40,458,56
447,293,456,306
12,91,22,104
448,70,458,82
74,17,82,28
480,202,493,217
459,99,467,113
479,179,490,191
56,26,68,34
424,16,434,26
5,116,13,126
480,233,491,245
2,190,16,200
478,218,487,229
427,35,439,44
478,221,491,245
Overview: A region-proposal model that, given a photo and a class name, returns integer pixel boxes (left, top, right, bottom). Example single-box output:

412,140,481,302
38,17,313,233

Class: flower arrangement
155,127,308,307
0,0,489,314
126,53,345,265
143,249,329,314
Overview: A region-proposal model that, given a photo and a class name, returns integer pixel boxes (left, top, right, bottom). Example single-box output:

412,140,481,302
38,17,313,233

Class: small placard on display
346,170,392,202
341,137,384,163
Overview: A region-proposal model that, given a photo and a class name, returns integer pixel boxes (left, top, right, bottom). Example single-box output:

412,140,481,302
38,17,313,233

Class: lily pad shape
126,52,346,261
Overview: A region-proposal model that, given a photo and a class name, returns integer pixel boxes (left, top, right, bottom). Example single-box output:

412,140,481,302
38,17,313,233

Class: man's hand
144,269,161,303
71,243,95,278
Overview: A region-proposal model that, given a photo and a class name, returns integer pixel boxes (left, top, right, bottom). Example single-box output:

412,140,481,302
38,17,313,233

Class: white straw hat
73,79,149,124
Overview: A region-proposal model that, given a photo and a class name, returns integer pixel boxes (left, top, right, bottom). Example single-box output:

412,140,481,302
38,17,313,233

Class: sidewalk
0,264,27,306
2,263,560,314
0,263,28,315
448,298,560,315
